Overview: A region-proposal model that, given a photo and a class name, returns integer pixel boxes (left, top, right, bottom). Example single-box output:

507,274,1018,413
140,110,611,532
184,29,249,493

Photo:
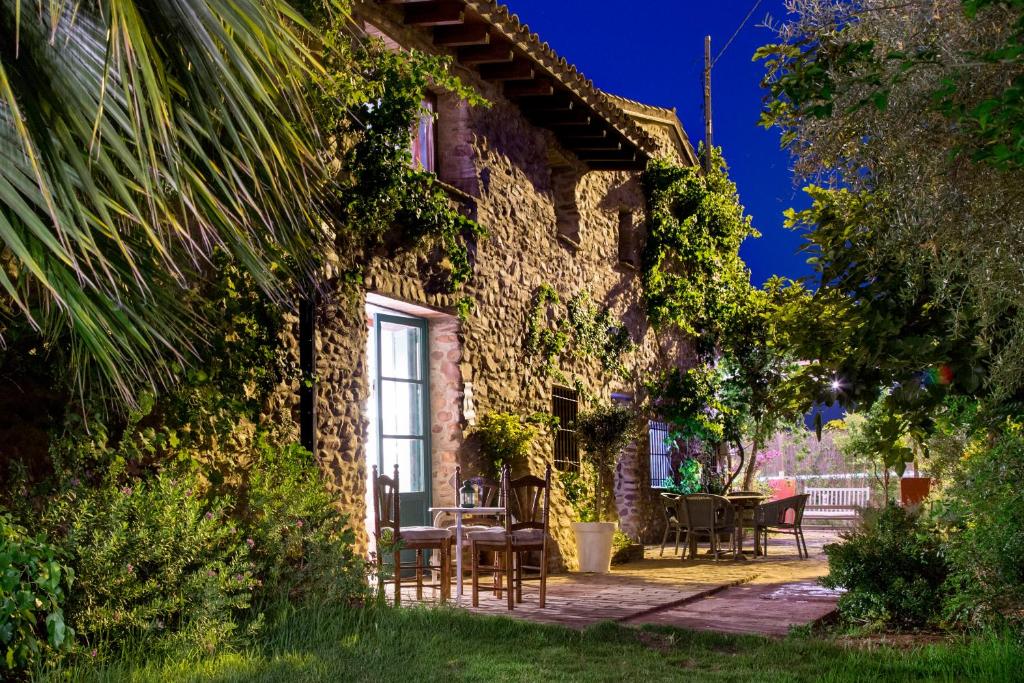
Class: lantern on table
460,479,477,508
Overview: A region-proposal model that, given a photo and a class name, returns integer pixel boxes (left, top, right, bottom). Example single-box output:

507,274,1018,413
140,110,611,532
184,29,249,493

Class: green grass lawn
41,606,1022,682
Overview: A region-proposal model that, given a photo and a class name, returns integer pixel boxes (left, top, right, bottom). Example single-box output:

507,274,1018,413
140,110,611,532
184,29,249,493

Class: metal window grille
649,420,672,487
552,386,579,472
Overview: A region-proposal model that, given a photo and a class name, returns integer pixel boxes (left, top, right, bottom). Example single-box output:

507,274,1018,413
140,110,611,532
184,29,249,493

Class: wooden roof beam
519,94,575,112
565,141,623,153
457,43,515,65
560,130,609,143
504,79,556,98
404,2,464,26
536,111,593,127
479,60,535,81
433,23,490,46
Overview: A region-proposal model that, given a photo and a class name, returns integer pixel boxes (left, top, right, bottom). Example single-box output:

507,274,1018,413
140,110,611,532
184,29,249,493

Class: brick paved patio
396,529,842,636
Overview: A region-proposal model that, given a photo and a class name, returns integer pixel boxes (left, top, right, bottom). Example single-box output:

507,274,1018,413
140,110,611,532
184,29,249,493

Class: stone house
280,0,699,571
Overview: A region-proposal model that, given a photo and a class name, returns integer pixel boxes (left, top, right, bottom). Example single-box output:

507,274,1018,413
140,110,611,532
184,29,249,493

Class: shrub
576,403,638,521
822,504,948,629
661,458,701,495
942,422,1024,627
0,514,75,675
53,467,255,658
244,436,367,609
470,411,554,476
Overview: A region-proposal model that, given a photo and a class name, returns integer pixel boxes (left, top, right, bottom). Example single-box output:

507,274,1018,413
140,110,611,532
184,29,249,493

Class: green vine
523,284,633,380
641,148,757,359
311,8,489,305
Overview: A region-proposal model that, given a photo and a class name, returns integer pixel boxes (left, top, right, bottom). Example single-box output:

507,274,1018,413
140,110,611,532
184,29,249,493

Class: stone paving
399,529,842,636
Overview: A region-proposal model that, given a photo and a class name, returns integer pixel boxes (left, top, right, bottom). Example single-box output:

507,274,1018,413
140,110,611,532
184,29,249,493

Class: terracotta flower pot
900,477,932,506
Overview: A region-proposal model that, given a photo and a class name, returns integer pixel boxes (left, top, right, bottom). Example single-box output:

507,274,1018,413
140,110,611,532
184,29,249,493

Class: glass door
371,313,430,528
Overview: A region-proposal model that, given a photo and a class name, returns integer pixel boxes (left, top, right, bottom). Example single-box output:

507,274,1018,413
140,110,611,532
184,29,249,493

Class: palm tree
0,0,334,402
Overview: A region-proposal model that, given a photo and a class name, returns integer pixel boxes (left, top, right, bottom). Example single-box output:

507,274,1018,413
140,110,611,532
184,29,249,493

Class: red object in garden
768,478,798,524
900,477,932,506
769,478,797,501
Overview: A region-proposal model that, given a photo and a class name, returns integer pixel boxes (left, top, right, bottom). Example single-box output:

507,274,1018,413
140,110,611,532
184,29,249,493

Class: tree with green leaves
643,149,816,487
757,0,1024,407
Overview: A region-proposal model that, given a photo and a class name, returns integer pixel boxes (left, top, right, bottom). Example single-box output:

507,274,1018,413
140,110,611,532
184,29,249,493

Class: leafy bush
470,411,554,476
661,459,701,495
0,515,75,675
576,403,638,521
244,436,366,608
559,471,595,522
942,422,1024,626
822,505,949,629
53,467,255,657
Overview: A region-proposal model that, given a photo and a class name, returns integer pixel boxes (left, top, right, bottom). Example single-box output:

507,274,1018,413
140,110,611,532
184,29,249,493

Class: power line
711,0,765,68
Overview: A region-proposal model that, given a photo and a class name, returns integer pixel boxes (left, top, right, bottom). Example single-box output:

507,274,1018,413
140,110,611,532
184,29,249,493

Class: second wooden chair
468,464,551,610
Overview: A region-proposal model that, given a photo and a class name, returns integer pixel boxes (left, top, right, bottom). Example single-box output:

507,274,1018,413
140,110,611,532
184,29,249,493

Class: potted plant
571,403,638,573
471,411,554,477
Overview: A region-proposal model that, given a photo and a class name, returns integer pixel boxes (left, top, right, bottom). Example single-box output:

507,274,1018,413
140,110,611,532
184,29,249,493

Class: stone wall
270,5,697,569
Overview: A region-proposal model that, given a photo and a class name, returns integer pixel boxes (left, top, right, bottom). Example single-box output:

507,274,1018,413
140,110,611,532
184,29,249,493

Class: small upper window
412,93,437,173
617,209,637,267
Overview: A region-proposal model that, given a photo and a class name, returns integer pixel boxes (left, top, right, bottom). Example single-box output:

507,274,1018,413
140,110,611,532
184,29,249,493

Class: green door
372,313,431,529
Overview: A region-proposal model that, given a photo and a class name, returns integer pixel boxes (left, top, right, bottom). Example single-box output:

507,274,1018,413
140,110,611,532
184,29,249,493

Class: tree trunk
741,444,759,491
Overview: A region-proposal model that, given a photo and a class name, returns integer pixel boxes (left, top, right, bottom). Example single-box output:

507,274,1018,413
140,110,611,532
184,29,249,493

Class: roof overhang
374,0,660,171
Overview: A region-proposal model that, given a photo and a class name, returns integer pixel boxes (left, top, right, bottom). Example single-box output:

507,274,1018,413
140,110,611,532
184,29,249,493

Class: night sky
503,0,812,287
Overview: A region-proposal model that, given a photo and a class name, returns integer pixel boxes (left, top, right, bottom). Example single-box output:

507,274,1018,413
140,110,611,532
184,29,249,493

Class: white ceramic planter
572,521,616,573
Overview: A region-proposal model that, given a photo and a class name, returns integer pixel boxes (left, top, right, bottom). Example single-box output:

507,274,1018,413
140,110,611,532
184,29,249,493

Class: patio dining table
429,505,505,602
725,492,767,557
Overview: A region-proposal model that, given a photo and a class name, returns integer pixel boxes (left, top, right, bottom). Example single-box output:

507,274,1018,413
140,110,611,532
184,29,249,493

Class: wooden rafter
479,60,535,81
534,111,592,127
504,80,556,98
433,23,490,46
457,43,515,65
404,2,464,26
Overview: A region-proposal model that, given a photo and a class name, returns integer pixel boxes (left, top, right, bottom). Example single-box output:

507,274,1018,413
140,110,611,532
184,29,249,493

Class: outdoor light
830,378,842,392
460,479,477,508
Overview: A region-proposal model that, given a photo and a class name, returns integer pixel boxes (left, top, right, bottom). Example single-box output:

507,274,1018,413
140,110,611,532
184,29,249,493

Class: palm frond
0,0,337,403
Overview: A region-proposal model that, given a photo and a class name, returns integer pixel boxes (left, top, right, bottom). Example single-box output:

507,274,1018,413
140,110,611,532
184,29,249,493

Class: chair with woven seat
372,464,451,605
658,492,687,557
754,493,810,559
469,464,551,610
683,494,737,561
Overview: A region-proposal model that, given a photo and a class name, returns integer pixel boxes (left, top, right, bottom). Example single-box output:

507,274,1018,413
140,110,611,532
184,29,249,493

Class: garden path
402,529,842,636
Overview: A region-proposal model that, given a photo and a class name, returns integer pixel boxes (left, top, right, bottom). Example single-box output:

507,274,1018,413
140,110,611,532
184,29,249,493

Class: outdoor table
725,493,767,557
429,505,505,602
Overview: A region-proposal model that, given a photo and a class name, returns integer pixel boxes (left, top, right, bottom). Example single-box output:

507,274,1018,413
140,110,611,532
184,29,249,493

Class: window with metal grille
649,420,672,487
552,386,579,471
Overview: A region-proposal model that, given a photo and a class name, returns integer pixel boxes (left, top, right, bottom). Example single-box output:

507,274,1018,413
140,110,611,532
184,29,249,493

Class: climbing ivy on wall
641,148,758,359
310,3,489,309
523,284,633,382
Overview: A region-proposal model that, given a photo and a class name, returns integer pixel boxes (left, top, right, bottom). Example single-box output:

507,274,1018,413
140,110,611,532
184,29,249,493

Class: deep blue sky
503,0,812,286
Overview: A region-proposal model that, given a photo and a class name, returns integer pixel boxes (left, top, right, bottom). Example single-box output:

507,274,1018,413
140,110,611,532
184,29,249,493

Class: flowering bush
53,467,255,658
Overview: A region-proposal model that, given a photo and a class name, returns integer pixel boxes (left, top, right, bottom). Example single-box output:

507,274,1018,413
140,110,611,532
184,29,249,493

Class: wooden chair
683,494,737,561
469,464,551,610
371,464,451,605
754,493,810,559
658,492,687,557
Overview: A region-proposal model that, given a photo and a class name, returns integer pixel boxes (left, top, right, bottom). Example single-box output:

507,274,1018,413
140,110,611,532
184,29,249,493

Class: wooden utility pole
703,34,713,173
